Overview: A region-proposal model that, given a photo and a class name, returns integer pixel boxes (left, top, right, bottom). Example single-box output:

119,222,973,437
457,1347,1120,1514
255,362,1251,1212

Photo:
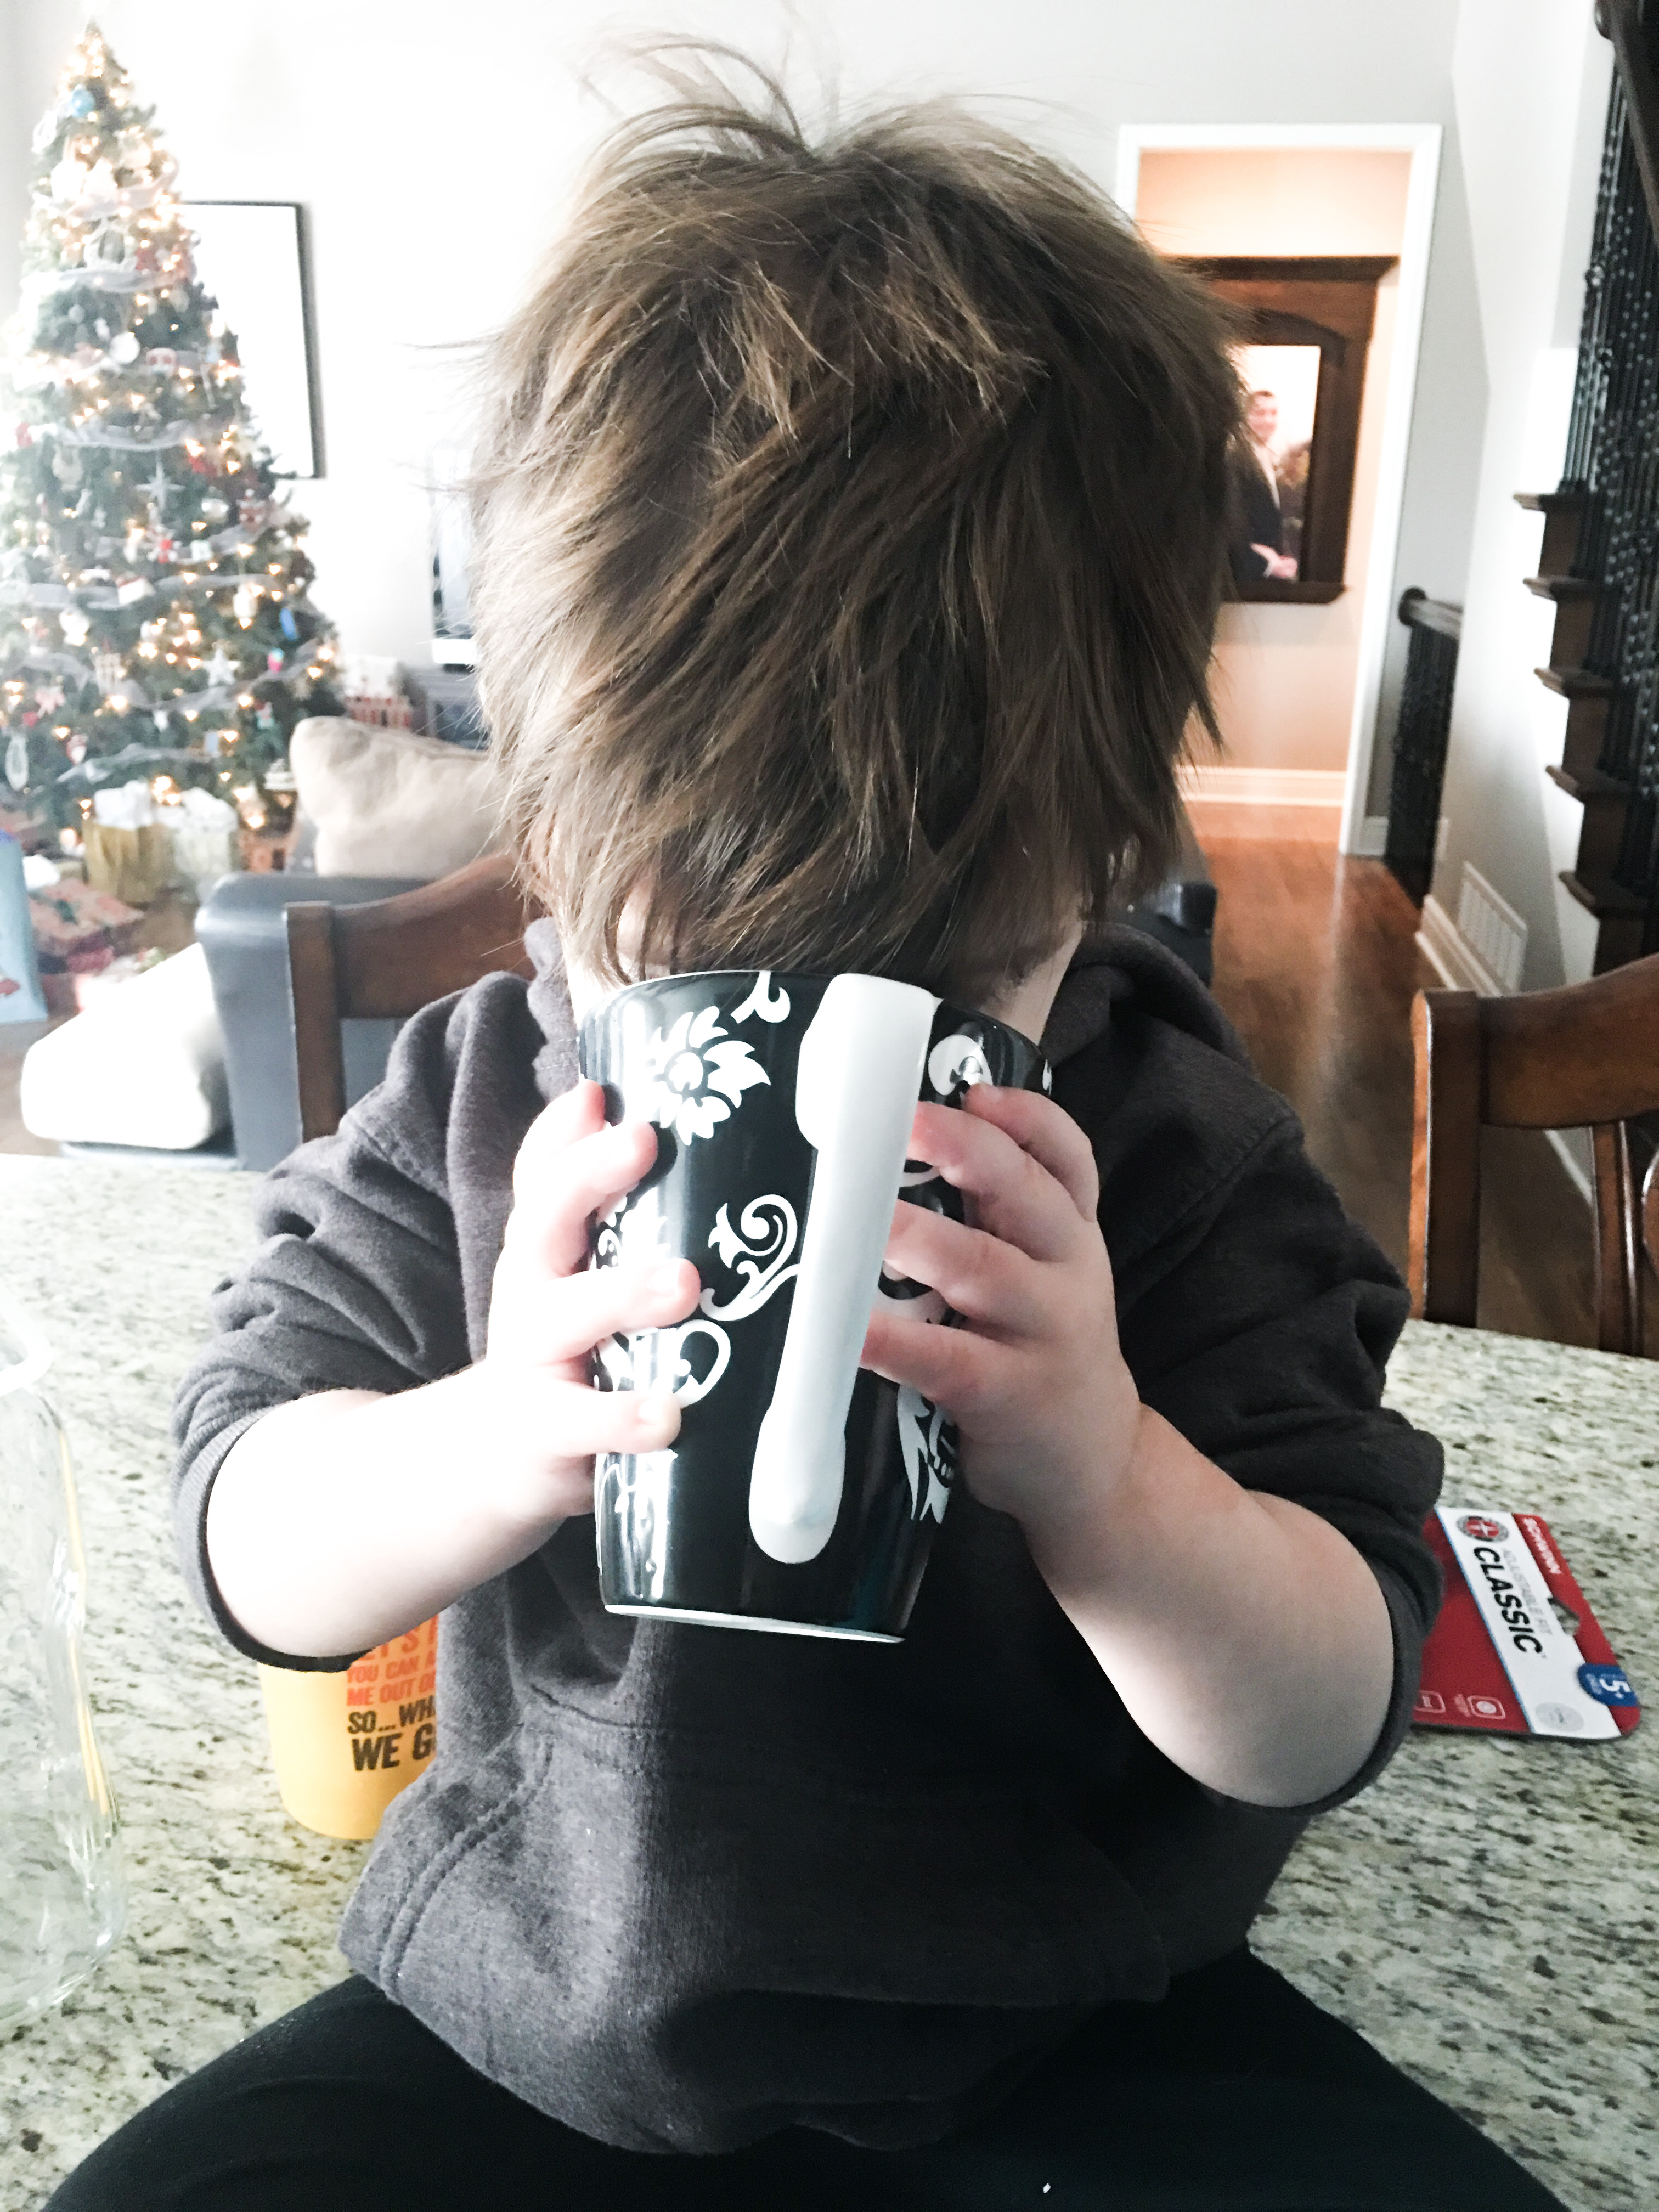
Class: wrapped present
84,821,174,905
165,788,239,899
84,778,173,902
28,873,143,1014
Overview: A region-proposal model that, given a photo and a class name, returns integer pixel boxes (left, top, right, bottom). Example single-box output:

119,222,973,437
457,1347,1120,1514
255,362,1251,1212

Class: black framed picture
1176,255,1397,605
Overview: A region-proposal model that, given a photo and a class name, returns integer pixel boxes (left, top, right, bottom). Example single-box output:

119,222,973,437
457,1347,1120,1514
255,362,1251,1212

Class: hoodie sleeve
170,975,543,1670
1053,1004,1443,1816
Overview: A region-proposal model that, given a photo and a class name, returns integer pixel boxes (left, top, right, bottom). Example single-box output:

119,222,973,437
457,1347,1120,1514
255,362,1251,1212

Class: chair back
285,856,538,1141
1410,952,1659,1353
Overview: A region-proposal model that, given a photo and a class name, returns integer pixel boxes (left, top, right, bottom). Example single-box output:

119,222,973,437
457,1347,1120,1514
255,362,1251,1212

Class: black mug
579,970,1049,1640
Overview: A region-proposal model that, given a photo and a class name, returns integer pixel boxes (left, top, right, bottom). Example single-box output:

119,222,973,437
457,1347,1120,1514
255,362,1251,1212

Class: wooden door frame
1177,253,1399,605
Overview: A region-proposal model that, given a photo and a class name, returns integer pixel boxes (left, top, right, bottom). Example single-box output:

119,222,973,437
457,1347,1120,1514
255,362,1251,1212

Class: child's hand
206,1080,701,1660
483,1079,701,1521
861,1086,1398,1809
860,1086,1143,1548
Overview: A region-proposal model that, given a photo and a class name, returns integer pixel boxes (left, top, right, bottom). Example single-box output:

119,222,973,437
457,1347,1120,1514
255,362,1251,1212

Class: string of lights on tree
0,22,342,832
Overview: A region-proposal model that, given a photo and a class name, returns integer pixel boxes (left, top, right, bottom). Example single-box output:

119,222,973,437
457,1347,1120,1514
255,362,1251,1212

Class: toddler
54,77,1564,2212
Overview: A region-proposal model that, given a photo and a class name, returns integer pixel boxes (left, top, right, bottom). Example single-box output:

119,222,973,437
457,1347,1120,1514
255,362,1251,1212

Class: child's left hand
860,1085,1143,1549
863,1085,1399,1809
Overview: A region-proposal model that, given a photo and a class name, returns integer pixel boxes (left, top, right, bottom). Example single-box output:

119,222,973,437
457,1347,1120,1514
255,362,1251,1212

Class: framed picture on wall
184,201,322,478
1176,256,1396,604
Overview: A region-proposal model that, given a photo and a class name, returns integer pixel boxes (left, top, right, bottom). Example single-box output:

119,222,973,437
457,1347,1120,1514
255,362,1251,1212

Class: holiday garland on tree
0,23,342,830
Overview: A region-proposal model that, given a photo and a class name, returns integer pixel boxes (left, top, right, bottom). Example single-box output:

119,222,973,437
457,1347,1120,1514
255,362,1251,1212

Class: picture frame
1176,255,1397,605
184,200,323,478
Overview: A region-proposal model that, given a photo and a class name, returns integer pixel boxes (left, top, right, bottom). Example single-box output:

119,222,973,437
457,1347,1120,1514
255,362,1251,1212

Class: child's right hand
483,1078,701,1522
206,1080,699,1658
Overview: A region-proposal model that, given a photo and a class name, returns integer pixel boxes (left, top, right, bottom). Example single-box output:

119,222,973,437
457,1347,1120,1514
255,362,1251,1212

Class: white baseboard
1180,765,1347,806
1415,898,1592,1206
1352,815,1389,857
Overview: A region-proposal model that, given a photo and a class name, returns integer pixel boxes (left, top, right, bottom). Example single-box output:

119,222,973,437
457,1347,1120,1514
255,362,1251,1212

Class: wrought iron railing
1560,17,1659,948
1384,589,1462,905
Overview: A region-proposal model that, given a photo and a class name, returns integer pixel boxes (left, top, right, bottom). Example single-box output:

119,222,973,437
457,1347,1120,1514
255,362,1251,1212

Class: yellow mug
258,1617,439,1840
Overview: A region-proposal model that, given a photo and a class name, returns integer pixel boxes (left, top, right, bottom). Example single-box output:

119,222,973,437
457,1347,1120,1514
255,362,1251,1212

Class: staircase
1521,1,1659,975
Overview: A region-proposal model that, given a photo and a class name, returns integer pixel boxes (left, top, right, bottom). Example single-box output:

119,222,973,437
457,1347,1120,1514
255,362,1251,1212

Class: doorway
1115,128,1442,855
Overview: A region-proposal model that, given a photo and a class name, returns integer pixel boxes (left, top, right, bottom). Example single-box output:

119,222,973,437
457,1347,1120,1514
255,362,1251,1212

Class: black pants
48,1950,1566,2212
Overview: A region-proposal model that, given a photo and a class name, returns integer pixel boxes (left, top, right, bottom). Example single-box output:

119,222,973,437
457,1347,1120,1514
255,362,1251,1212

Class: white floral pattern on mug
701,1195,800,1320
896,1384,956,1524
639,1005,770,1144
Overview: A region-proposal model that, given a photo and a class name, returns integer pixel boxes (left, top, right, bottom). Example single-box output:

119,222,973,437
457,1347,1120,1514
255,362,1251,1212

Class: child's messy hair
470,63,1240,1001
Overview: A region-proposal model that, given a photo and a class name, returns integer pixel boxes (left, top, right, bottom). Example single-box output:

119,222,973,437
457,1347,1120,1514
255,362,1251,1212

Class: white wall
1363,141,1488,815
1428,0,1612,989
0,0,22,336
2,0,1464,668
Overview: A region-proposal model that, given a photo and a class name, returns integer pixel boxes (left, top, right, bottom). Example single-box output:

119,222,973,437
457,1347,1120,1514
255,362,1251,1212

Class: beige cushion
290,718,501,879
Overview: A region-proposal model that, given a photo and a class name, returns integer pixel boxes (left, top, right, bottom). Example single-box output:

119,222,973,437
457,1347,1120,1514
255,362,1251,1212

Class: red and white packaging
1415,1506,1640,1740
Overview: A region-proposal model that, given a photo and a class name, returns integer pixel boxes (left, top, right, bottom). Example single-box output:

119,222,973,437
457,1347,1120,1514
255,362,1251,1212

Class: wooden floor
1202,833,1598,1348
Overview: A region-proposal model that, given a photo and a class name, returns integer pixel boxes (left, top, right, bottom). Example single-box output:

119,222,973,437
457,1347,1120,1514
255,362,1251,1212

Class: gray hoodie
173,922,1441,2155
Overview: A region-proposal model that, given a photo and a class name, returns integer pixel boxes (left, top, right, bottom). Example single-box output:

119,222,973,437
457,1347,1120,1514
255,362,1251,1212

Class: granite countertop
1,1155,1654,2210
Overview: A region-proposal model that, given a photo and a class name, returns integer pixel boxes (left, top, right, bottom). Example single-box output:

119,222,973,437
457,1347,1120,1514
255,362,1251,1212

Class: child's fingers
906,1099,1089,1262
506,1109,661,1278
512,1079,607,1200
960,1087,1100,1220
861,1308,1013,1421
882,1202,1048,1336
531,1373,683,1461
492,1256,701,1365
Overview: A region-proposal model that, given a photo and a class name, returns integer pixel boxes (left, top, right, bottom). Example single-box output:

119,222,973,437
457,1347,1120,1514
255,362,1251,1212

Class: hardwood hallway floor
1199,833,1599,1350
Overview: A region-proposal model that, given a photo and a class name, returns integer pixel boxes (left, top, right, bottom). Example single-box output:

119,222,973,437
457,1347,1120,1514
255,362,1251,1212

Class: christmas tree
0,23,342,832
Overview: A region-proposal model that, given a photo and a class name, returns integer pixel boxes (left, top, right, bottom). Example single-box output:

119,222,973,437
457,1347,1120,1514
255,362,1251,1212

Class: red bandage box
1416,1506,1640,1741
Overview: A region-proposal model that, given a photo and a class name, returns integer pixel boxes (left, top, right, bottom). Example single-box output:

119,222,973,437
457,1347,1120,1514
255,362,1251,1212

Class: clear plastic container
0,1295,125,2029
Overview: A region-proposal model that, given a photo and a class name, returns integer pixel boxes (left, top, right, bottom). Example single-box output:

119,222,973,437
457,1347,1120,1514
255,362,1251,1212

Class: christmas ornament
204,646,236,687
4,732,28,791
266,650,284,674
199,495,228,521
232,579,259,625
93,650,125,692
60,606,90,646
66,735,87,765
108,330,139,365
278,606,300,642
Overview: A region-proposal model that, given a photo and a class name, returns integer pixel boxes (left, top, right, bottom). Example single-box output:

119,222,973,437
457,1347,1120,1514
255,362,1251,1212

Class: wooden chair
1410,953,1659,1354
285,856,539,1141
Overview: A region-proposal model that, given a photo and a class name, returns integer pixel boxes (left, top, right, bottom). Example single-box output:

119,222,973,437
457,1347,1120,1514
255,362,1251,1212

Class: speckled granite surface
0,1160,366,2211
1254,1322,1658,2212
0,1156,1653,2210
